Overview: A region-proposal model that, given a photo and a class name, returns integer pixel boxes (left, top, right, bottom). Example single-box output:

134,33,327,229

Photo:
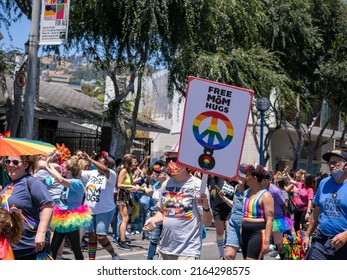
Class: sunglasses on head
165,157,178,163
4,159,23,166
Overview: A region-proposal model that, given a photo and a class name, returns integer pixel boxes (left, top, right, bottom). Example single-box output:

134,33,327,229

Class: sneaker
117,237,131,245
275,254,281,260
125,231,131,236
118,241,132,251
270,251,278,257
112,253,120,260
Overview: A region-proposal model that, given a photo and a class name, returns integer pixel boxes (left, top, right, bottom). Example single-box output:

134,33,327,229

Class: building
0,77,169,155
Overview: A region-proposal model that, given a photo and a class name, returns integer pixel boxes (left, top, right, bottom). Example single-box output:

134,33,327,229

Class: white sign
39,0,70,45
178,76,253,180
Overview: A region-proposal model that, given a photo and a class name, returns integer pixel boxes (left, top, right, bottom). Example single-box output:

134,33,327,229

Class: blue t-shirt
56,179,85,210
313,176,347,236
0,175,52,256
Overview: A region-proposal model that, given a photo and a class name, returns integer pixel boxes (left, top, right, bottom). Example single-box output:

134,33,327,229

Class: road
59,227,274,260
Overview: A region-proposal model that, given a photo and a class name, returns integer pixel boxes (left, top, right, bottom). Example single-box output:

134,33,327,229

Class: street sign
15,72,27,88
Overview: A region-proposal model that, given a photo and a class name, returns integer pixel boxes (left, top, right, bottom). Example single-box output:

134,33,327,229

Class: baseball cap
322,149,347,162
164,143,179,155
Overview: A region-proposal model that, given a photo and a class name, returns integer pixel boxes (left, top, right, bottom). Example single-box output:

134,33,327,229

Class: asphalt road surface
59,227,274,261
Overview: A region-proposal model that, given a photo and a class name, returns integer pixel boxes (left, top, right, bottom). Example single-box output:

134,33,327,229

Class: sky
0,17,31,52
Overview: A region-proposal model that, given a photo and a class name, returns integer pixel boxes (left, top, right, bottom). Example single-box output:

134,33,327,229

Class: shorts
87,208,115,235
116,190,131,206
213,203,232,221
241,221,266,259
225,216,242,247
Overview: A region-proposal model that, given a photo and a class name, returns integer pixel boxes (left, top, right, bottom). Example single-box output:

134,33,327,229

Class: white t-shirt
158,176,209,258
82,169,117,214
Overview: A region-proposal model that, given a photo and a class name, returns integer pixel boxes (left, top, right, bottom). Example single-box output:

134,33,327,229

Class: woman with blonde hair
45,155,91,260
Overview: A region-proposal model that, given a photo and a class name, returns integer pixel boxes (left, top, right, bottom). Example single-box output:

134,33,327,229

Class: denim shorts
225,216,242,247
87,208,115,235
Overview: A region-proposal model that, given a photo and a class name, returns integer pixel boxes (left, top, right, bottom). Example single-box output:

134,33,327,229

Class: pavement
58,226,275,260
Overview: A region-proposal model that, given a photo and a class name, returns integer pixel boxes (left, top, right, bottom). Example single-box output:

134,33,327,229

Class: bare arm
138,155,151,170
303,206,320,252
83,152,110,179
284,183,295,192
143,210,164,232
35,202,53,252
142,184,154,196
262,192,274,254
45,161,71,188
218,190,233,207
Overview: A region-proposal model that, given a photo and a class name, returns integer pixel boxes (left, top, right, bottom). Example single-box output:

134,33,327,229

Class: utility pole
23,0,41,139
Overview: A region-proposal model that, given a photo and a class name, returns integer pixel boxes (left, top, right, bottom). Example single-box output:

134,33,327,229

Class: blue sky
0,17,31,51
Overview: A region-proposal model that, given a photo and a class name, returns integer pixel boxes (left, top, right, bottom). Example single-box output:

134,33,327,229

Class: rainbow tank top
243,189,267,219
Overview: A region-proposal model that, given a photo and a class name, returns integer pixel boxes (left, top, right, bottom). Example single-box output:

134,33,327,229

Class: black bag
288,198,299,214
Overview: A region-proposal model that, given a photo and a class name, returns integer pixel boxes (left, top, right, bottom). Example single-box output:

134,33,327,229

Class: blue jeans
112,207,121,241
147,224,163,260
140,196,150,238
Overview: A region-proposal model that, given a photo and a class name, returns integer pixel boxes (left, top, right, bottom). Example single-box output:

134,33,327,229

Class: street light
256,97,271,166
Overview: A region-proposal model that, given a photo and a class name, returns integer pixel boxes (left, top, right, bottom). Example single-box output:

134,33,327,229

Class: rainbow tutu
272,216,294,233
51,205,92,233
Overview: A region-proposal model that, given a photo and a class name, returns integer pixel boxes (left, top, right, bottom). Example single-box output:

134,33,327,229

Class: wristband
203,207,210,212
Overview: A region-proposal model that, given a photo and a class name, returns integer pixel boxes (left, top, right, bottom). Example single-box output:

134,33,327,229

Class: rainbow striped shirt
243,189,267,219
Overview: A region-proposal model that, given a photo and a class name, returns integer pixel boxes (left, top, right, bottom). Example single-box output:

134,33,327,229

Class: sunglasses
4,159,23,166
165,157,178,163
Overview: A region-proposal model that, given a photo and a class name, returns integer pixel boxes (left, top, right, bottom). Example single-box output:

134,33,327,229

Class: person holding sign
241,164,274,260
143,143,212,260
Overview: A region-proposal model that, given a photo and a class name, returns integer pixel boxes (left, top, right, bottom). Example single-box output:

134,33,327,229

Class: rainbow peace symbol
193,111,234,150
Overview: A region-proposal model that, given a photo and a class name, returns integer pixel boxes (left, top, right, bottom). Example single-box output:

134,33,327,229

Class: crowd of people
0,143,346,260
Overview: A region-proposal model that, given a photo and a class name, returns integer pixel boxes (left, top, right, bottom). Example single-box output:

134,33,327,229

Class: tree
260,0,347,171
161,0,296,166
64,0,211,158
